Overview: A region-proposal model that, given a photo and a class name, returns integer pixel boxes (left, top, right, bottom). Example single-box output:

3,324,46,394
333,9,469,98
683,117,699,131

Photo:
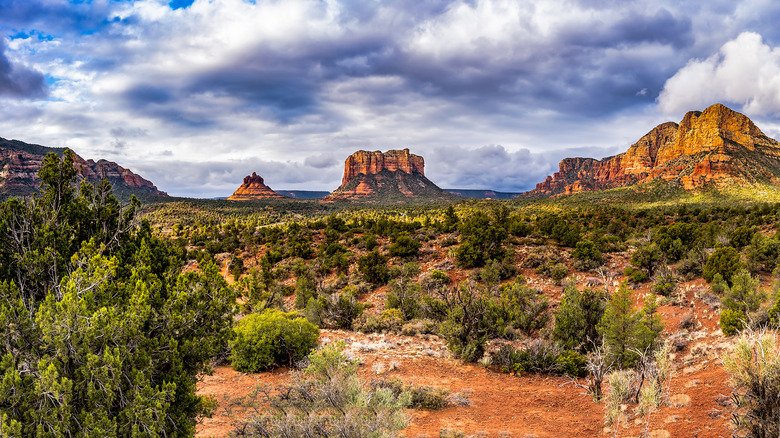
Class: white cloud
658,32,780,116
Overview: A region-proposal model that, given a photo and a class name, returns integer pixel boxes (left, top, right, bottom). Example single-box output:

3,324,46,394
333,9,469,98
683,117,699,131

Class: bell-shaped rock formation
228,172,286,200
524,103,780,197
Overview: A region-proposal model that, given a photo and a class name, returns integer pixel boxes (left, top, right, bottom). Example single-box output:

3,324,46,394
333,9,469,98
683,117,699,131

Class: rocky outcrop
0,137,166,199
227,172,286,200
325,149,456,203
524,104,780,197
341,149,424,185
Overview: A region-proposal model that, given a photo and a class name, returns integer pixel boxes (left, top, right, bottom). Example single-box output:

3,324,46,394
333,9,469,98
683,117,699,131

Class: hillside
0,136,167,200
523,103,780,198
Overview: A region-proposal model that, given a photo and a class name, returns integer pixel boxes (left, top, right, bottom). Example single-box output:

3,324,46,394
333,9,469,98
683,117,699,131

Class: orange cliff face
525,103,780,197
341,148,424,185
324,148,455,202
227,172,285,200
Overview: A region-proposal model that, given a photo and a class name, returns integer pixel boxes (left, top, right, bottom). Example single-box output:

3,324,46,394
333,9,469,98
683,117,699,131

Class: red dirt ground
196,246,737,438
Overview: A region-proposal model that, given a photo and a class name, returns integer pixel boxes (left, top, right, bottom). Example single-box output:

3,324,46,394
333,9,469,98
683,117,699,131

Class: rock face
341,148,425,185
524,104,780,197
0,137,166,199
325,149,456,202
227,172,286,200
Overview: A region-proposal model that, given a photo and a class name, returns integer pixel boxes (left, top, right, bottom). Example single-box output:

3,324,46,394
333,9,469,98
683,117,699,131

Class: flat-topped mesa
324,148,456,203
524,103,780,197
342,148,424,185
228,172,286,200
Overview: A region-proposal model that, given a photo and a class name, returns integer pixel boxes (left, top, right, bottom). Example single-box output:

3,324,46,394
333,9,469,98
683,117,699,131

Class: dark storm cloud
560,8,692,49
6,0,780,197
0,39,46,98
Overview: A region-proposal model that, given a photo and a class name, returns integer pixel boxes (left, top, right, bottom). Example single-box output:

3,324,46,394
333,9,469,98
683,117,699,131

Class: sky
3,1,780,197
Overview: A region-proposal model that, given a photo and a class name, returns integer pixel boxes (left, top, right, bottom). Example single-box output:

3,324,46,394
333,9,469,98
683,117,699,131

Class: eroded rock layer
228,172,285,200
0,137,166,199
325,149,455,202
524,104,780,197
341,149,424,185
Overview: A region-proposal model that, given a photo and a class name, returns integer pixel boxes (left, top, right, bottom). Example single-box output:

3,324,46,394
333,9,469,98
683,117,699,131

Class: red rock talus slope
0,137,166,199
324,149,456,202
227,172,286,200
524,103,780,197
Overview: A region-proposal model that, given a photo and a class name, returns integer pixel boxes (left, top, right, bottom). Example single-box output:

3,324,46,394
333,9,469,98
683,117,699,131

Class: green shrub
550,262,569,285
651,266,677,297
358,249,390,285
630,242,662,276
230,309,320,372
703,246,744,284
230,342,409,437
730,226,755,249
552,282,607,353
389,232,422,258
556,350,588,378
572,239,603,271
623,266,649,283
720,308,746,336
352,308,405,334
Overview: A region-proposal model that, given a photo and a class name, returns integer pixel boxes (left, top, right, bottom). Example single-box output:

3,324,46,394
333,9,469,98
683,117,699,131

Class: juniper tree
0,151,235,437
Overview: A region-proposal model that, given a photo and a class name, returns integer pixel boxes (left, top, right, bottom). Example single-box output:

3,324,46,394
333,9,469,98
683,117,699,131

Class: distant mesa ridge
228,172,286,200
523,103,780,197
325,148,456,202
0,136,166,199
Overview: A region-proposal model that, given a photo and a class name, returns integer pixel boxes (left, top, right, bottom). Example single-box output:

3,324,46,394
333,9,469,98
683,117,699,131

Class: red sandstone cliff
341,149,424,185
227,172,285,200
524,104,780,197
0,137,166,198
325,149,455,202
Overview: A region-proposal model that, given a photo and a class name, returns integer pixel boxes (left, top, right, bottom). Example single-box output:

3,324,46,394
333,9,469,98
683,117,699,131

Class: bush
389,232,422,258
358,249,390,285
572,239,603,271
306,287,365,329
230,342,409,437
352,308,405,334
556,350,588,378
720,308,747,336
230,309,320,372
373,379,451,410
623,266,649,283
630,242,662,276
552,281,607,353
652,265,677,297
722,329,780,437
550,262,569,285
703,246,744,284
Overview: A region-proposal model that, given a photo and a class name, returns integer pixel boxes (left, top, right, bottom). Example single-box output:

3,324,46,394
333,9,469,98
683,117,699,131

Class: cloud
3,1,780,196
131,156,343,198
425,144,620,192
0,38,47,98
658,32,780,116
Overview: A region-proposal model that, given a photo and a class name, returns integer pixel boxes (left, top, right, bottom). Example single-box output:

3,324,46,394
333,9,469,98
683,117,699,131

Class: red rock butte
341,148,424,185
524,103,780,197
228,172,285,200
324,148,455,202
